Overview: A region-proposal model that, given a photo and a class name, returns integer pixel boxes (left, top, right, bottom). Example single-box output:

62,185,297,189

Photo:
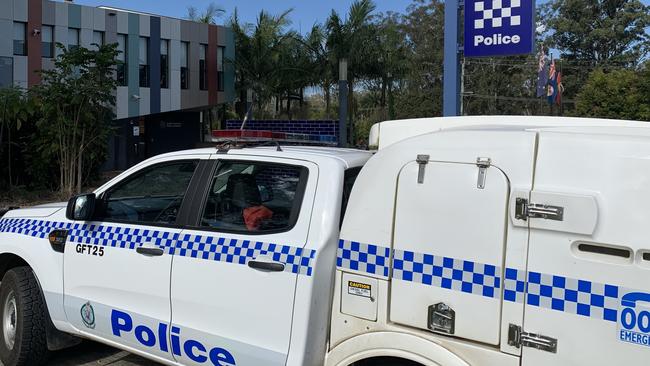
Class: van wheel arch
0,254,80,352
327,331,469,366
351,356,425,366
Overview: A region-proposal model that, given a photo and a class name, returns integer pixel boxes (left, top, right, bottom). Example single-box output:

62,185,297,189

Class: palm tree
229,8,295,117
326,0,378,143
187,2,225,24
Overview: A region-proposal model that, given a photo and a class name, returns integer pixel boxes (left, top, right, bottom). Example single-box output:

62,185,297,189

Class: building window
180,41,189,89
68,28,79,50
199,44,207,90
160,39,169,89
217,46,225,92
41,25,54,58
93,31,104,49
139,37,149,87
0,57,13,88
116,34,127,86
13,22,26,56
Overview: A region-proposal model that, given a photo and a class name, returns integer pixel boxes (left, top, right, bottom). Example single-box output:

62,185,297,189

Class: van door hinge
508,324,557,353
515,198,564,221
416,155,430,184
476,157,491,189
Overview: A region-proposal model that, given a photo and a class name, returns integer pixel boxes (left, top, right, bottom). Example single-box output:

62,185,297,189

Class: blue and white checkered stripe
524,271,620,323
393,250,501,299
337,240,391,277
337,239,626,324
0,219,316,276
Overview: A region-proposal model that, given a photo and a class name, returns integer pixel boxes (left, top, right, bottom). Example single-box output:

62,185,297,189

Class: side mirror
66,194,97,221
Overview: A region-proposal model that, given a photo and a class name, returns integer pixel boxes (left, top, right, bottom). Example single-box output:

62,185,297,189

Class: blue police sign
464,0,535,57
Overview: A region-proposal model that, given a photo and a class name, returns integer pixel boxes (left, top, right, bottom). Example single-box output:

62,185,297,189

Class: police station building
1,0,236,170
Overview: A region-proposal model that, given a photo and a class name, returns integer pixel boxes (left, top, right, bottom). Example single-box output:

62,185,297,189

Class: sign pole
443,0,462,117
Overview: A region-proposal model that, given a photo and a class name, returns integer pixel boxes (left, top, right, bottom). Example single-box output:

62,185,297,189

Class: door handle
136,244,164,256
248,259,285,272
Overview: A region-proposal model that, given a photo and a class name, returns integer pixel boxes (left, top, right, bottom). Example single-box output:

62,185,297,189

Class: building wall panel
0,19,14,57
139,14,150,37
13,0,27,22
93,8,105,31
80,5,92,29
116,86,128,119
68,3,81,29
54,1,67,26
149,16,161,114
27,0,42,86
160,88,171,112
41,0,55,25
160,16,171,39
127,12,139,118
0,0,12,20
139,87,150,116
116,11,127,34
80,28,92,48
13,55,27,89
170,69,180,110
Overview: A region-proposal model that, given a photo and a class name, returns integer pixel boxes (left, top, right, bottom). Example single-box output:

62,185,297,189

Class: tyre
0,267,49,366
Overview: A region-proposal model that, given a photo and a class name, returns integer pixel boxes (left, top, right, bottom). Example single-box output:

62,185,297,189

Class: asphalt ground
45,341,161,366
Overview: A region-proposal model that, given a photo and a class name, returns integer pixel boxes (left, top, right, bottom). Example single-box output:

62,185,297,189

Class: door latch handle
136,245,164,256
247,260,285,272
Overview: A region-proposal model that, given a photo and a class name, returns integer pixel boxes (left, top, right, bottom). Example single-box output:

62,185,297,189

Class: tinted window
340,167,361,227
103,161,198,224
201,161,307,233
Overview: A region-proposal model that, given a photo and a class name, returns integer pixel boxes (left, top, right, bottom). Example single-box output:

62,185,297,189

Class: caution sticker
348,281,372,298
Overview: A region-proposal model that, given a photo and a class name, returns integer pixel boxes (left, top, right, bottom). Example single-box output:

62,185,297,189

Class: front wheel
0,267,49,366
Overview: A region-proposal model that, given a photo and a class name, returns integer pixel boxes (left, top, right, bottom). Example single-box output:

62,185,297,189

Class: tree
573,67,650,121
326,0,379,143
541,0,650,102
187,2,225,24
0,87,33,189
34,43,119,195
229,8,294,116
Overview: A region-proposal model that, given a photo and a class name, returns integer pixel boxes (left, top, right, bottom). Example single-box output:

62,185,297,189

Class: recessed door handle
248,260,285,272
136,245,164,256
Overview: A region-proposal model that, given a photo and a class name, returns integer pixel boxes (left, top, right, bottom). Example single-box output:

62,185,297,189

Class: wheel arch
325,331,470,366
0,251,80,351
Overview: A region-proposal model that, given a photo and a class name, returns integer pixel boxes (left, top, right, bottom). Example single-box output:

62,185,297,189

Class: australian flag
536,45,548,97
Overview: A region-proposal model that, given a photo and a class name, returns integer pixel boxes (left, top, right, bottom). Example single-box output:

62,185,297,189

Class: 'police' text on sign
464,0,535,57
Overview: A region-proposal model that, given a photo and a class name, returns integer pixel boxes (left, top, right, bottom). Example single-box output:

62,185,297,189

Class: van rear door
390,159,510,345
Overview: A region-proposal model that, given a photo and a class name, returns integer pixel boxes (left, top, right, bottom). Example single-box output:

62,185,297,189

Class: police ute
1,116,650,366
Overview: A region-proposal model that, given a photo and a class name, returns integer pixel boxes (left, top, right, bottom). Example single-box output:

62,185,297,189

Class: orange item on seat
243,206,274,231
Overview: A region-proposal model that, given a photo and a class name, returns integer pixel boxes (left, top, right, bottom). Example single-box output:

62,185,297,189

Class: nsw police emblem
80,302,96,329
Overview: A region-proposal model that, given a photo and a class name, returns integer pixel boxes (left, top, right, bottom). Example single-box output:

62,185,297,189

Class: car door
63,156,206,362
170,156,318,366
390,160,510,345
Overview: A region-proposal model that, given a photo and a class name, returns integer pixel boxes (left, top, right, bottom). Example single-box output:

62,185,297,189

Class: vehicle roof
152,145,373,169
370,116,650,149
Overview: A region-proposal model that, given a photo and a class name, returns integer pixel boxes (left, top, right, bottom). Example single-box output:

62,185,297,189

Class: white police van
0,116,649,366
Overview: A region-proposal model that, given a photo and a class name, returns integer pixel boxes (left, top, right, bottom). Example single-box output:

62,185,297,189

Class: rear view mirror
66,194,97,221
259,185,274,203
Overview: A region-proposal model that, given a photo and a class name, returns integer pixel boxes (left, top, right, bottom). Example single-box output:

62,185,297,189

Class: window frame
116,33,128,86
160,39,169,89
180,41,189,90
96,159,202,228
191,159,310,236
217,46,225,91
41,25,54,58
13,22,27,56
199,43,207,90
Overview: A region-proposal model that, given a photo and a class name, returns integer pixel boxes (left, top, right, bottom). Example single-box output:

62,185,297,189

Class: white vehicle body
0,116,649,366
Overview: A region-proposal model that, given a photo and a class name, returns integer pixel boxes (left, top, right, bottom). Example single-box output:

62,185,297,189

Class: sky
72,0,413,32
